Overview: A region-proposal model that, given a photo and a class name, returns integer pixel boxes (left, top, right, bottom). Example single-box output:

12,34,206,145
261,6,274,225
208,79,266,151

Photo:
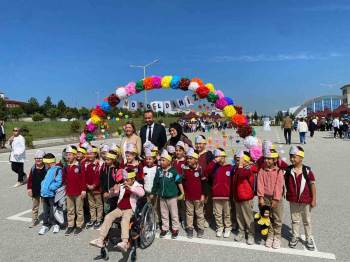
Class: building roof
341,84,350,90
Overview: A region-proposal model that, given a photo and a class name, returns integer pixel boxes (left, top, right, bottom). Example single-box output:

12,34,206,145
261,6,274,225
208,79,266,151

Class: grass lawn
5,116,179,140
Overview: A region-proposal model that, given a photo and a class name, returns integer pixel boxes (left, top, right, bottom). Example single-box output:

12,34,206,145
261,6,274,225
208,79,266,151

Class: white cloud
211,52,343,63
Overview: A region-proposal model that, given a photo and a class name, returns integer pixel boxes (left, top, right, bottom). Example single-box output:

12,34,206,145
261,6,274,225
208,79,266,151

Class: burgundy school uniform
63,162,86,196
206,161,233,199
173,159,186,175
118,188,132,210
232,166,255,202
284,166,315,204
84,160,101,193
198,151,214,179
182,165,206,201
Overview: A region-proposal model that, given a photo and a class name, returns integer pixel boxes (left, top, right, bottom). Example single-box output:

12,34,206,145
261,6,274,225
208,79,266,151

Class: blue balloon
171,76,180,89
224,97,234,105
100,101,111,112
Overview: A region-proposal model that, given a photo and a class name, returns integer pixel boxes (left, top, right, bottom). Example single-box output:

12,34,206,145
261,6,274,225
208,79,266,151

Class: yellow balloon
223,105,237,118
161,75,172,88
91,115,101,125
205,83,215,93
116,117,120,122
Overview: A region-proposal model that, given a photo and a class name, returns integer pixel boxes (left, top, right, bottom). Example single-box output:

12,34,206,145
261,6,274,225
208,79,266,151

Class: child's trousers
32,197,41,221
235,200,254,235
67,195,84,228
213,199,232,230
100,208,133,241
264,197,283,239
160,197,179,231
290,202,312,239
42,197,56,227
185,200,205,230
87,191,103,222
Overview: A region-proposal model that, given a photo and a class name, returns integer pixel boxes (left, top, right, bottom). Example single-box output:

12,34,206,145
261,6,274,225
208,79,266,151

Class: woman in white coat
8,127,26,187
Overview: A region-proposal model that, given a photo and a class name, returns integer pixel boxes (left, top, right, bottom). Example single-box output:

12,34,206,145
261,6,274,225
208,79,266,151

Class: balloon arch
82,76,253,143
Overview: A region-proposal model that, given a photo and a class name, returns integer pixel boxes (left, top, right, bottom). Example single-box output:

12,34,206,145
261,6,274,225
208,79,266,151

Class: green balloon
207,92,219,103
136,80,144,92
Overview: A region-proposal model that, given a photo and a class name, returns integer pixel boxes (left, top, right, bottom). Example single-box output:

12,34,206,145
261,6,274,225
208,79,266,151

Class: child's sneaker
65,227,74,236
234,231,244,242
186,228,193,239
86,220,95,229
117,241,129,252
74,227,83,235
38,226,49,235
289,236,298,248
305,237,315,251
159,230,168,238
246,235,255,245
52,225,60,234
29,219,40,228
272,238,281,249
223,228,231,238
94,221,102,230
197,229,204,238
171,230,179,239
265,237,273,248
216,228,223,238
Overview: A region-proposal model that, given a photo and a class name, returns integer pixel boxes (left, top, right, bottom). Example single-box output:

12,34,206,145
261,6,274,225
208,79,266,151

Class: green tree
47,108,60,120
42,96,54,116
78,107,90,120
0,98,8,120
57,100,66,115
23,97,40,115
253,111,259,121
9,107,24,120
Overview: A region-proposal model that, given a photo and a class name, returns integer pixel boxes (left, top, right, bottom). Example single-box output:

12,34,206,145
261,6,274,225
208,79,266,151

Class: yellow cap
43,157,56,164
106,152,117,160
78,147,87,154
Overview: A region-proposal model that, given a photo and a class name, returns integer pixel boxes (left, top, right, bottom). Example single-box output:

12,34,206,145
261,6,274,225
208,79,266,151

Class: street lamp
130,59,160,105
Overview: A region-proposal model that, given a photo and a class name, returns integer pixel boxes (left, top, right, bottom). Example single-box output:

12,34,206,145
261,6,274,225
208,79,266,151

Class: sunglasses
13,129,19,132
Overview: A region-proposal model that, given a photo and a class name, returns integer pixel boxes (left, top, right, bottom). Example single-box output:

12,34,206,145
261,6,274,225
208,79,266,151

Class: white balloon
116,87,128,99
188,81,199,92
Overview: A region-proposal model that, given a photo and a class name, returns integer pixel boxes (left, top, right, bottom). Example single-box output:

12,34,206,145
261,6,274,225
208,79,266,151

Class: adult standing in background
8,127,26,187
332,117,340,139
120,121,142,162
297,118,308,144
140,110,167,151
0,121,6,148
282,115,293,144
165,122,193,148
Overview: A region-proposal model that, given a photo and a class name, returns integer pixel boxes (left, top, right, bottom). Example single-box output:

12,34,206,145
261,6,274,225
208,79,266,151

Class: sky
1,0,350,115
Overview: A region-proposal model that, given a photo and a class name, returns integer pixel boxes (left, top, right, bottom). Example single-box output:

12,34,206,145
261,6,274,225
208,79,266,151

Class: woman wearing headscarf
165,122,193,148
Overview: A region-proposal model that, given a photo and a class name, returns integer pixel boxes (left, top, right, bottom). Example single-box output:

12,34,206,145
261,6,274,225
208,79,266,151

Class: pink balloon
215,90,225,99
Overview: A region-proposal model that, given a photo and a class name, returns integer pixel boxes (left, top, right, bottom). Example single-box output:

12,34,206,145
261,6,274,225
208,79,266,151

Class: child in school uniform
27,150,47,228
256,140,289,171
39,153,62,235
76,146,87,164
206,148,233,238
173,141,187,228
151,150,184,239
121,143,144,184
182,148,207,239
285,146,317,251
90,170,145,252
63,146,86,236
100,151,121,214
232,151,256,245
84,146,103,230
257,141,285,249
195,135,214,228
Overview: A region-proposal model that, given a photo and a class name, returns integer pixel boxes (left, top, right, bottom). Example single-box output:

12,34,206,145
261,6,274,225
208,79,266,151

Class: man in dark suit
140,110,167,152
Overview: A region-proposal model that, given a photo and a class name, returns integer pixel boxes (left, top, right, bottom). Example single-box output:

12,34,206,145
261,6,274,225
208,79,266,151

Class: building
0,91,26,108
341,84,350,107
288,95,342,118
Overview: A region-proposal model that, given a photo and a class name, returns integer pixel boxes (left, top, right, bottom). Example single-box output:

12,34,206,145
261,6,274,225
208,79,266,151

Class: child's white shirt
143,165,157,193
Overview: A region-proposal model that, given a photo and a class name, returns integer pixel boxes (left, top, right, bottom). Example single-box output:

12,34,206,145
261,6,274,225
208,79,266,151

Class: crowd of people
179,118,231,133
282,115,350,144
13,110,318,253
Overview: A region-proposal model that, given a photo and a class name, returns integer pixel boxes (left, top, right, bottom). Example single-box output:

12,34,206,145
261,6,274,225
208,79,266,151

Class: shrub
32,113,44,122
70,120,81,133
20,126,34,148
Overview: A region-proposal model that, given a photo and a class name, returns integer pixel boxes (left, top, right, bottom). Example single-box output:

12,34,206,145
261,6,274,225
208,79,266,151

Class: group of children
27,134,317,252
